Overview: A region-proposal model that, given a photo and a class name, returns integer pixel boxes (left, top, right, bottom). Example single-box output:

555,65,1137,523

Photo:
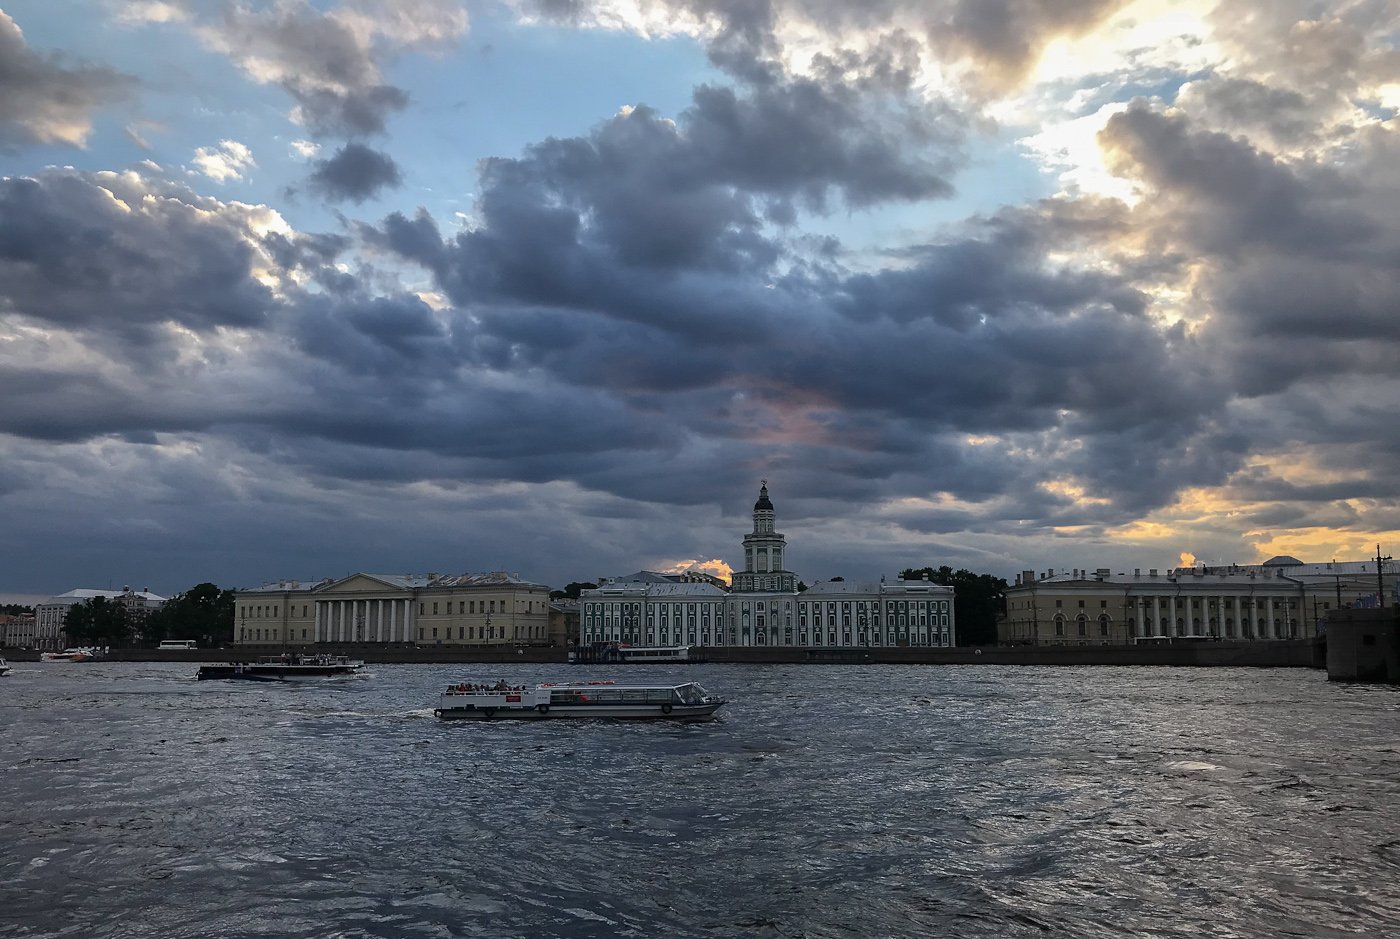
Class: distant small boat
40,648,102,663
435,679,725,721
197,654,365,681
0,657,11,676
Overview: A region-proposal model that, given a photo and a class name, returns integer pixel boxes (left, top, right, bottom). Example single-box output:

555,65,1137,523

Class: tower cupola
733,479,795,593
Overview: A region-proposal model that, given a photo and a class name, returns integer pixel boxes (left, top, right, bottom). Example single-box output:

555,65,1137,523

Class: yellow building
234,571,552,648
999,557,1398,645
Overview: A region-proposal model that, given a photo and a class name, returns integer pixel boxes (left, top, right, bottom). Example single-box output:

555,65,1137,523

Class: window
1056,599,1063,608
1100,600,1108,608
432,603,438,615
1078,600,1085,608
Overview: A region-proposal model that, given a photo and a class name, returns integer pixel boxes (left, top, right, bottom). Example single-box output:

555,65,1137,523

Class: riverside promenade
3,639,1324,668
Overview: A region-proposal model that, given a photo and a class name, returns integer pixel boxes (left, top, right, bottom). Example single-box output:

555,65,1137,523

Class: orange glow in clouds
659,559,733,585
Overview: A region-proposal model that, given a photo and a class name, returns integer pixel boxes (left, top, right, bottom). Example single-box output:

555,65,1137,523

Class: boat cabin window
677,684,707,705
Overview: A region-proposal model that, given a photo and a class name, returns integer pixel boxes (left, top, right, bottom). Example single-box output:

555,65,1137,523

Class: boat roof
454,680,702,691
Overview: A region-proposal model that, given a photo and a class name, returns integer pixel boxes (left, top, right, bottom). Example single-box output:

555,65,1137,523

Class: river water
2,663,1398,938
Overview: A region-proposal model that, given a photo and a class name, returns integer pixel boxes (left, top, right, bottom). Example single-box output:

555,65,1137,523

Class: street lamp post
1377,544,1392,609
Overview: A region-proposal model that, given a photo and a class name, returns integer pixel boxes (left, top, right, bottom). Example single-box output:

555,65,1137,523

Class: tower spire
734,480,793,593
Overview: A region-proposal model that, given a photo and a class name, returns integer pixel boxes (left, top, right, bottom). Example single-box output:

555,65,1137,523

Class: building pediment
318,573,409,595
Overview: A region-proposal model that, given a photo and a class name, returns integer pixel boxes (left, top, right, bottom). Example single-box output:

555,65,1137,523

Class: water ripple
2,663,1398,937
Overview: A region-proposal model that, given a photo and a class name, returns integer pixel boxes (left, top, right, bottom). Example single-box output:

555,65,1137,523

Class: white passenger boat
196,654,365,681
434,680,725,721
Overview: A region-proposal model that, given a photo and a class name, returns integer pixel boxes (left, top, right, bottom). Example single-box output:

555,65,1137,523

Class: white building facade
581,483,957,649
33,587,167,650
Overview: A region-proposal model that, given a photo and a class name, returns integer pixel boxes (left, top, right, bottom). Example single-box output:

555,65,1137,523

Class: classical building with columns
233,571,555,647
998,556,1400,645
580,483,956,649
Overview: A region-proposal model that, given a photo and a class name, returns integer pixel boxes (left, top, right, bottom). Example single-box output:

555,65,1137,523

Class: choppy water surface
2,663,1398,938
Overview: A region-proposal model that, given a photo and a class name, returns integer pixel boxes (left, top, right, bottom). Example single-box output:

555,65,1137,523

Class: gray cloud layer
0,12,134,150
4,1,1400,593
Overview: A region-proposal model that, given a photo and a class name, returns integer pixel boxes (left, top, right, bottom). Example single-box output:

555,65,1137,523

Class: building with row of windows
25,587,167,650
998,556,1399,645
233,571,557,647
0,613,36,649
581,483,956,649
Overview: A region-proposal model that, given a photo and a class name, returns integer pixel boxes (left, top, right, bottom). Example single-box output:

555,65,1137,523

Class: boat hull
435,701,724,721
196,665,363,681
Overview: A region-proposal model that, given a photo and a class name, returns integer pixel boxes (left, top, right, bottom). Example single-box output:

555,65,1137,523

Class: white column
1264,597,1275,640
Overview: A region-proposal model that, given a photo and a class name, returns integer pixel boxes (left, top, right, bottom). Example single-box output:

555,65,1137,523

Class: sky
3,0,1400,603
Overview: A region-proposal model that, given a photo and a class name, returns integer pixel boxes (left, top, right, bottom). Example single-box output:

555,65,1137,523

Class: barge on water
197,654,365,681
434,680,725,721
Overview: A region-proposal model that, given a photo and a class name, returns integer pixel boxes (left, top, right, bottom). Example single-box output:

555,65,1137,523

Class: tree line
900,566,1007,647
65,584,235,646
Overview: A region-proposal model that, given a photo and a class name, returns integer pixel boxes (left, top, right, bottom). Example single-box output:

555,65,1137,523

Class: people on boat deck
446,681,528,693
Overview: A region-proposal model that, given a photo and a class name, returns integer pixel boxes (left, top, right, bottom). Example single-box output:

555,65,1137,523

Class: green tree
901,566,1008,646
65,596,131,646
549,582,597,601
144,583,235,644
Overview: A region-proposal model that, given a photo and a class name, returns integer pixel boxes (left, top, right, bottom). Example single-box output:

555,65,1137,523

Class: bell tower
732,480,796,593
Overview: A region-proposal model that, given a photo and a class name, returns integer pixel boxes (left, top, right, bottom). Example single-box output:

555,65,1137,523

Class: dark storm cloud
379,75,960,323
1100,102,1400,399
305,143,404,203
289,294,448,379
925,0,1129,88
1174,76,1315,147
372,171,1233,524
1101,104,1369,258
523,0,1131,91
287,84,410,139
210,2,409,137
0,11,134,151
0,171,272,340
683,77,961,209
